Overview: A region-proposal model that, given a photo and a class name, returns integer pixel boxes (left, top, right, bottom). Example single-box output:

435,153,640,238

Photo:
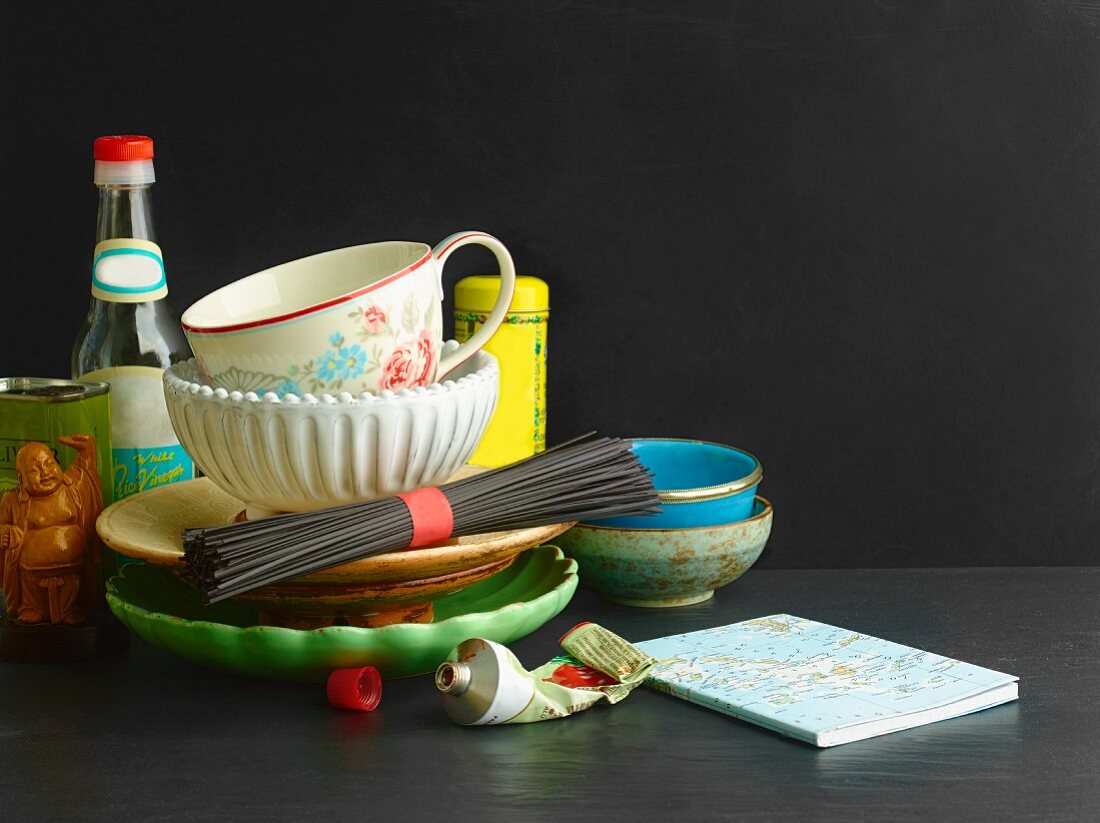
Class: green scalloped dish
107,545,577,681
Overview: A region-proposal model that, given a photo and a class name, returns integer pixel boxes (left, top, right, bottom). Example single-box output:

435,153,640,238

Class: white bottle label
80,365,193,500
91,239,168,303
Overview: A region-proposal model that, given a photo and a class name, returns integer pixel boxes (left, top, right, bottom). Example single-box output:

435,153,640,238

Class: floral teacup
180,231,516,396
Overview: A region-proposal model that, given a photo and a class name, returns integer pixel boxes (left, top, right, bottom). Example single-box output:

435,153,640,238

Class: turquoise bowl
558,496,773,608
591,439,762,529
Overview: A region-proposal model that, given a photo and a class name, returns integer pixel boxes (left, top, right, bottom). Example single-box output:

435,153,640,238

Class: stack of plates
96,477,579,680
107,545,577,681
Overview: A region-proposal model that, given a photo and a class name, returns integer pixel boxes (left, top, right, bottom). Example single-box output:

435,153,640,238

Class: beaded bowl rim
164,342,498,407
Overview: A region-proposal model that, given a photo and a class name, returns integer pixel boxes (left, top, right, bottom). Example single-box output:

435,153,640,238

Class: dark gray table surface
2,567,1096,822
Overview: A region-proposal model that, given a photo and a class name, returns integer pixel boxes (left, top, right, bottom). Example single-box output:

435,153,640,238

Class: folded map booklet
634,614,1018,747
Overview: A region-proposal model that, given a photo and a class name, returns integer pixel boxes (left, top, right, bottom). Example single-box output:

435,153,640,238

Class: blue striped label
91,240,168,301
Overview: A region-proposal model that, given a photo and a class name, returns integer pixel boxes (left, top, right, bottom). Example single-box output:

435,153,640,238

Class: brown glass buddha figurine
0,435,102,625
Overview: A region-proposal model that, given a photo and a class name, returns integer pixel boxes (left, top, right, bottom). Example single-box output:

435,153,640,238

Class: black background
1,1,1098,568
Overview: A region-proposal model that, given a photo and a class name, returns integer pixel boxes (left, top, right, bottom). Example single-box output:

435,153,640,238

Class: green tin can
0,378,118,599
0,378,113,504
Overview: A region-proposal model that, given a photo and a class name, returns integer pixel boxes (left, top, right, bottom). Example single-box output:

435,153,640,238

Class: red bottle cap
94,135,154,161
327,666,383,711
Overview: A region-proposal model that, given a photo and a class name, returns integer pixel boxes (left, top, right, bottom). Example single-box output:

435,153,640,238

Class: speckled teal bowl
557,496,773,608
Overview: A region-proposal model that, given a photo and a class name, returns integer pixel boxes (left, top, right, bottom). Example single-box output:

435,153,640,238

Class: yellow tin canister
454,276,548,467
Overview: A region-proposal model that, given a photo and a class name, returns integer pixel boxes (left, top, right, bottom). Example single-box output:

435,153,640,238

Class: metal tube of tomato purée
435,623,657,725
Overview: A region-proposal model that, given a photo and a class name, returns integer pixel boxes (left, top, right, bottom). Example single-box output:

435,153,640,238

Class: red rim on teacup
181,244,434,335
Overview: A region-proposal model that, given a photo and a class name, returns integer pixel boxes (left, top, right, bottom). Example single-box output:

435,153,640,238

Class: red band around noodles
396,487,455,548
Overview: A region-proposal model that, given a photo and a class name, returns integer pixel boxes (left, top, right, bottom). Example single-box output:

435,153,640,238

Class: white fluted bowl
163,343,498,517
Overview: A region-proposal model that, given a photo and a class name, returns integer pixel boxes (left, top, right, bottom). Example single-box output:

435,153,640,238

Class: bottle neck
91,183,168,303
96,185,157,243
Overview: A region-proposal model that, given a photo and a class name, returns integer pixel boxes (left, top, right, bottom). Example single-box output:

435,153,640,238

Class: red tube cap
94,135,154,161
327,666,383,711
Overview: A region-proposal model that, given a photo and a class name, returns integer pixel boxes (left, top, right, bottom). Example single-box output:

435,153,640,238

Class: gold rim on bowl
574,495,772,533
628,437,763,504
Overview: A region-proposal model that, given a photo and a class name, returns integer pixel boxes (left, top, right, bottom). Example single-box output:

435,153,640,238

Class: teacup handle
433,231,517,380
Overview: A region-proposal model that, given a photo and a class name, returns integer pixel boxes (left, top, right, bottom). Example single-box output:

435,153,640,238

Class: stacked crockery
99,232,579,663
173,232,518,521
558,438,773,606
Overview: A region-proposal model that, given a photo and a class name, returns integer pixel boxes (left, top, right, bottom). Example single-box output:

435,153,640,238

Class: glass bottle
72,135,194,502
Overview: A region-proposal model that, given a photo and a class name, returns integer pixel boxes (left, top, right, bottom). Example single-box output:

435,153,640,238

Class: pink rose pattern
414,328,439,386
379,341,420,390
379,330,440,390
362,304,387,334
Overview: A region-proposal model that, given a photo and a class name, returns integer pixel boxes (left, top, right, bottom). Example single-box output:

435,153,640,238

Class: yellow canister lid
456,275,549,313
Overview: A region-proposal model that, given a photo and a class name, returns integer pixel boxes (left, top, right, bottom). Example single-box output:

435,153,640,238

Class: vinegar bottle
71,135,194,501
